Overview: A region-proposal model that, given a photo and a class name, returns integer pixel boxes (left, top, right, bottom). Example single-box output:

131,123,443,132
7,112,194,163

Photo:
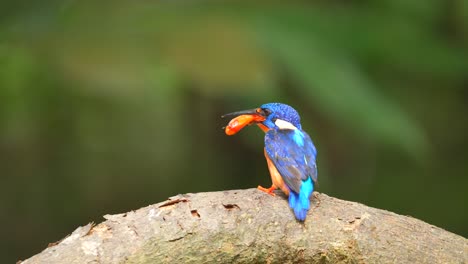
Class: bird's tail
288,177,314,221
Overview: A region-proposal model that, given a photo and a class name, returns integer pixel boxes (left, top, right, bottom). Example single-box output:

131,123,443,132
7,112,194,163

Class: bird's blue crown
260,103,302,130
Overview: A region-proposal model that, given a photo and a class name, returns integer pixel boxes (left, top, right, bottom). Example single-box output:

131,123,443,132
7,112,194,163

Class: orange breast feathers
264,149,290,196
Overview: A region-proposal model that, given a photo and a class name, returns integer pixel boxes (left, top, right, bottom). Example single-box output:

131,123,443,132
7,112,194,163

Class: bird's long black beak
221,108,260,119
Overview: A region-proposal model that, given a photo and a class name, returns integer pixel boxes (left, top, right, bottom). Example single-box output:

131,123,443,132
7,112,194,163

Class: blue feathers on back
292,130,304,147
264,127,317,221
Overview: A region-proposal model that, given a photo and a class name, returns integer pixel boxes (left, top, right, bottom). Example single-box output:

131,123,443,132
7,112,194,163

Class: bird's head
222,103,302,135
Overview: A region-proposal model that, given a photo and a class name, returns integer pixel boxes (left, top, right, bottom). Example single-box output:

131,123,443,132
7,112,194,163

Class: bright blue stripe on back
292,130,304,147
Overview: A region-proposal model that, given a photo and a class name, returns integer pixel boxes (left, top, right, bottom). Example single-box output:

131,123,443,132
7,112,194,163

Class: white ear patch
275,119,297,130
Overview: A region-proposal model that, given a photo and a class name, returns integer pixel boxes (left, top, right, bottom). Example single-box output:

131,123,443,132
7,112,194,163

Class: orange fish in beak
222,108,267,135
225,114,266,135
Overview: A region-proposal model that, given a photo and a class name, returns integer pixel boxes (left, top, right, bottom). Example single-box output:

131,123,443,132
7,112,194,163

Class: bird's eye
262,108,272,116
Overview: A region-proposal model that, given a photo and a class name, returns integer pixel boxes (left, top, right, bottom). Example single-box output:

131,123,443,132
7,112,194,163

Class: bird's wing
265,129,317,194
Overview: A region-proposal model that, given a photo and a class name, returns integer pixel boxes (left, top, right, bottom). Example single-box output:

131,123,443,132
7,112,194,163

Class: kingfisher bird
222,103,318,221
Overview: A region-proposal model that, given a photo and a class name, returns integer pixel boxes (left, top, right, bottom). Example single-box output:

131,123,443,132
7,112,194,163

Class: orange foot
257,185,277,196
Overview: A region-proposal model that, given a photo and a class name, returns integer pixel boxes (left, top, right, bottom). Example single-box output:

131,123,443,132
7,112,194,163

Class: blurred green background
1,0,467,262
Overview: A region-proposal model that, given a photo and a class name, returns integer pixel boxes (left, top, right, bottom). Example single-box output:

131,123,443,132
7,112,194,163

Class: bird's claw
257,185,277,196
